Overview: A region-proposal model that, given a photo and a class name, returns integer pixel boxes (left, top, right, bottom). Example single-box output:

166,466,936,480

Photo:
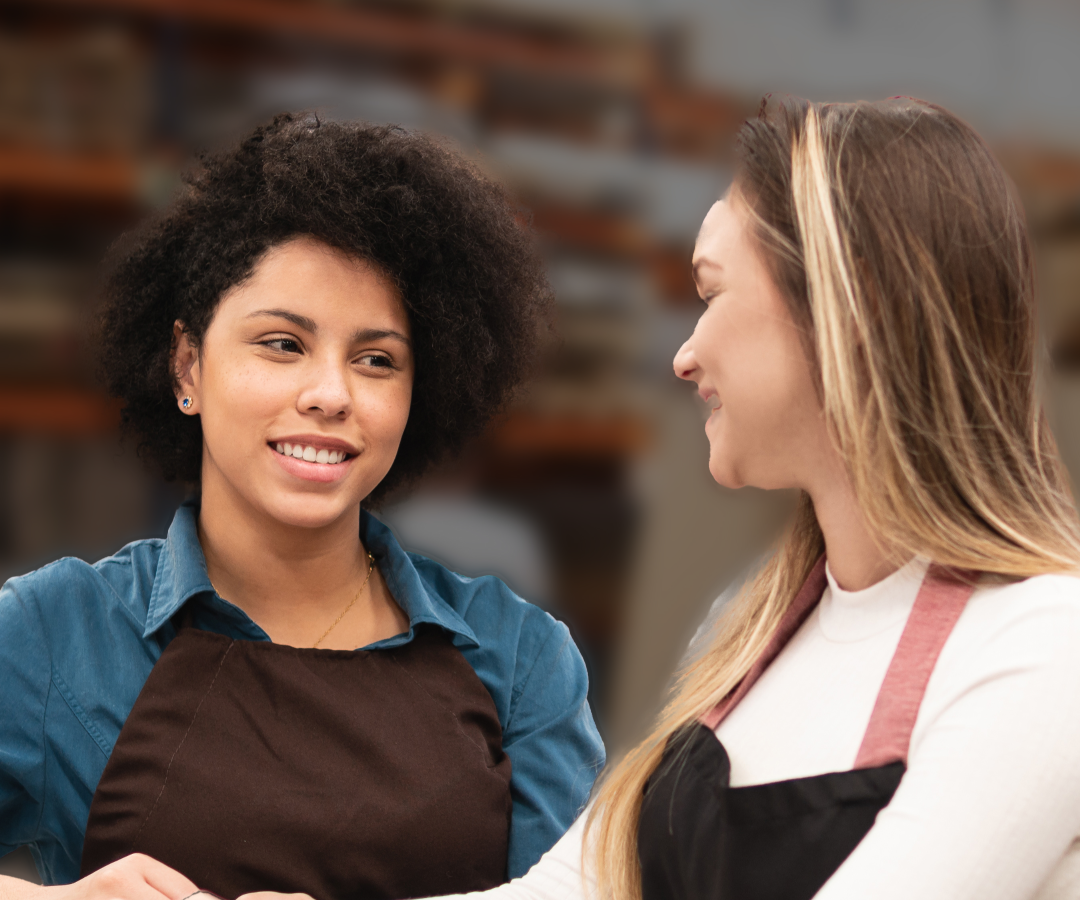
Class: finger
128,855,199,900
237,894,317,900
87,860,184,900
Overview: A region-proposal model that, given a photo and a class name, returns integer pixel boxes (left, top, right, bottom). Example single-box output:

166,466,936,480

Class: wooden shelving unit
29,0,645,88
0,0,746,439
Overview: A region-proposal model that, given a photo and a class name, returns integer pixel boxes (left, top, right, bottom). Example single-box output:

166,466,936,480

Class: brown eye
360,354,393,369
265,338,301,353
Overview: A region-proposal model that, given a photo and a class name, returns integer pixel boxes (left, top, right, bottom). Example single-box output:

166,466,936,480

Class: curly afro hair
97,113,553,505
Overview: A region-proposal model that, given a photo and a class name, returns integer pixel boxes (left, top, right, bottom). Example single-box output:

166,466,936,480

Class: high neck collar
818,555,929,642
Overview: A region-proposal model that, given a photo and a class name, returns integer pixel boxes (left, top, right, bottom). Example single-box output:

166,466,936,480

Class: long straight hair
585,97,1080,900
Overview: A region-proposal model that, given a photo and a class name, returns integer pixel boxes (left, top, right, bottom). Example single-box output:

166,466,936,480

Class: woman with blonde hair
400,95,1080,900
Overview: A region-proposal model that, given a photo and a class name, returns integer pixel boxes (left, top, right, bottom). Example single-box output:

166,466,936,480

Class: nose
673,336,699,383
296,355,352,419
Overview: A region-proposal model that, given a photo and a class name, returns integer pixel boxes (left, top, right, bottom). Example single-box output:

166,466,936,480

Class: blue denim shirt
0,500,604,885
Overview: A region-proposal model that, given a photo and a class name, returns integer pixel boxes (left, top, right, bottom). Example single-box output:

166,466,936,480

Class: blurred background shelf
0,386,121,434
0,145,140,201
29,0,646,86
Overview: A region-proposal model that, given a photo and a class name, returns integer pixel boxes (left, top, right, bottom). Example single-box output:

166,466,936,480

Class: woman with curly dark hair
0,114,603,900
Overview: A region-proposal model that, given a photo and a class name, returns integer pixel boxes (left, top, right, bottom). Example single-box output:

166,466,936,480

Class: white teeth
274,443,348,464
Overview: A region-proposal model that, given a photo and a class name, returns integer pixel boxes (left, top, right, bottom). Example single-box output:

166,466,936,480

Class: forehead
226,237,407,323
254,237,384,290
692,199,744,272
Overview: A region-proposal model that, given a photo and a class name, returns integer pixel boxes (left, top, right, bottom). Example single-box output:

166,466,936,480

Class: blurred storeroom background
2,0,1080,880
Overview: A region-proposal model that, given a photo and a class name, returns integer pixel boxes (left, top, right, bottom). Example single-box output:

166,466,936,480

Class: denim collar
143,498,479,648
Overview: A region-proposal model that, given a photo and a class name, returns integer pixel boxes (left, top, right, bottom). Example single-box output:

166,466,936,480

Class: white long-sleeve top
442,557,1080,900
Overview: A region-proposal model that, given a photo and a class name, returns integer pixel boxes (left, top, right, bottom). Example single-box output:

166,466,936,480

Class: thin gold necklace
210,550,376,649
312,551,376,648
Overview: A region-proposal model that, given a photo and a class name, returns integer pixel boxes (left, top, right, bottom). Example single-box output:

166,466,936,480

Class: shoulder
977,570,1080,605
409,551,567,663
957,571,1080,648
408,551,588,719
0,538,166,644
363,510,590,725
941,571,1080,670
920,571,1080,730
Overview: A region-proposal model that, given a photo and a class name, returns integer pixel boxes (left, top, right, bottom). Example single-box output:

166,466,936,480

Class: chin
257,486,369,531
270,501,351,530
708,455,745,490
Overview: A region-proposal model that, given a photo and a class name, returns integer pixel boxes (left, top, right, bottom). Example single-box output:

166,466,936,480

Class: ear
172,320,201,415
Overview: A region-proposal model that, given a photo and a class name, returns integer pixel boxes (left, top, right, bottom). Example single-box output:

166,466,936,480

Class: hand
42,855,197,900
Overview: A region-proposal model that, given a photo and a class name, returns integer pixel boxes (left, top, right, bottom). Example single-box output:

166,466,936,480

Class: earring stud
181,397,192,409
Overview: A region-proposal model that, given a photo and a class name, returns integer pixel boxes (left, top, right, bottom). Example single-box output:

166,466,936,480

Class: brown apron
79,622,512,900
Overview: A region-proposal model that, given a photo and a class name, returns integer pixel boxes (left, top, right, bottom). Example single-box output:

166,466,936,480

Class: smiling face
175,236,414,530
674,196,831,492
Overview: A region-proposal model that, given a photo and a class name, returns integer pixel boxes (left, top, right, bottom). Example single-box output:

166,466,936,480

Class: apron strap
699,557,977,768
854,564,976,768
701,557,828,731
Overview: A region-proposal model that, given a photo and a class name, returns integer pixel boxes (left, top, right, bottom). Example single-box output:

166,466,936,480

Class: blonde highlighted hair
585,97,1080,900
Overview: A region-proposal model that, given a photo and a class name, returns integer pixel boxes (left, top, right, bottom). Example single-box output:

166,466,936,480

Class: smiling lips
273,441,349,465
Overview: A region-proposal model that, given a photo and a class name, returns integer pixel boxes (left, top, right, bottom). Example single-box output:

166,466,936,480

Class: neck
806,460,905,592
197,469,369,636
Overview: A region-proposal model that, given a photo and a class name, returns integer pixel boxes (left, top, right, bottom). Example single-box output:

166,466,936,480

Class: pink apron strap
854,564,976,768
700,556,828,731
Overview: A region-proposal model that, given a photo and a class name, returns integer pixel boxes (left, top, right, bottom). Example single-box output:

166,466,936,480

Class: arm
817,580,1080,899
0,583,196,900
0,877,41,900
502,618,605,878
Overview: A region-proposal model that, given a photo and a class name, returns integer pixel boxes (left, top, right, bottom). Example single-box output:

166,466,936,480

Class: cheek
355,379,413,445
708,316,816,447
207,359,292,426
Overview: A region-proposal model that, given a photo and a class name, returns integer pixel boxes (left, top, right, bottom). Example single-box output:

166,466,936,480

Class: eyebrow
691,258,722,284
246,308,412,346
248,308,317,332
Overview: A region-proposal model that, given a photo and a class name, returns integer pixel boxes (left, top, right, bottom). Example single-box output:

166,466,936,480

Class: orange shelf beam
0,387,123,435
491,412,649,458
29,0,644,88
0,145,140,202
530,204,651,256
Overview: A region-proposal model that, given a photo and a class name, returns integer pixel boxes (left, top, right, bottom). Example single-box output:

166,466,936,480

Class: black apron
79,603,513,900
639,557,975,900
